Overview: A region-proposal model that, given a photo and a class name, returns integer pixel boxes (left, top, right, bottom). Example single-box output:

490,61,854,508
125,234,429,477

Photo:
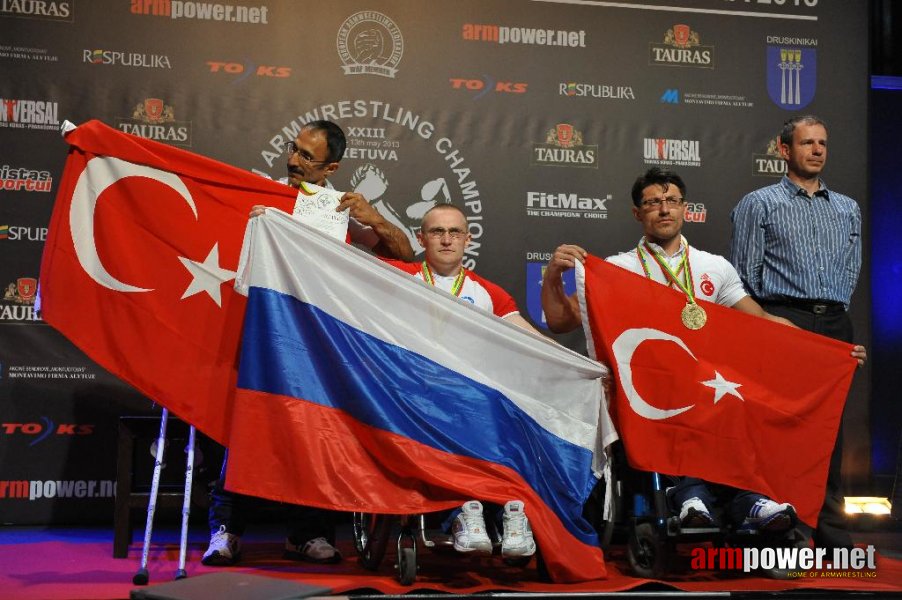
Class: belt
764,297,845,315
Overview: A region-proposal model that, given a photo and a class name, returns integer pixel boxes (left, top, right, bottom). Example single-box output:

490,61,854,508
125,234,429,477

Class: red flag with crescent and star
39,120,296,444
576,256,857,527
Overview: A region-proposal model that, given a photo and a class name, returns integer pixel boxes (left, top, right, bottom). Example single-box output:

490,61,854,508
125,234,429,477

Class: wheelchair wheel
353,513,391,571
396,528,417,585
627,521,670,579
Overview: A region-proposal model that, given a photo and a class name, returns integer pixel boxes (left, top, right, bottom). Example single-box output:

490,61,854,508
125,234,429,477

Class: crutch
133,407,169,585
175,424,196,580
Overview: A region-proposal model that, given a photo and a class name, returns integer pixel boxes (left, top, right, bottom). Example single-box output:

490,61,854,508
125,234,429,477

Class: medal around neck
681,302,707,330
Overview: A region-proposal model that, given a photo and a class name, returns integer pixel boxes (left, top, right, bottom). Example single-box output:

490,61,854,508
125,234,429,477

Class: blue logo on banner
767,46,816,110
660,89,680,104
526,261,576,329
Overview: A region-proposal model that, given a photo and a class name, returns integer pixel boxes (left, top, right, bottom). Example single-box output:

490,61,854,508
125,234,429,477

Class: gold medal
681,302,707,330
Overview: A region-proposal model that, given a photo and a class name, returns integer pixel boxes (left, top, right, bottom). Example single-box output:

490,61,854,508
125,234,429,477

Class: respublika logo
650,24,713,68
462,23,586,48
206,59,291,83
526,191,609,220
753,137,787,176
766,36,817,109
560,82,634,101
254,99,485,268
0,225,48,241
337,11,403,78
117,98,191,146
526,257,576,330
685,202,707,223
0,99,59,131
83,49,171,69
643,137,701,167
532,124,598,168
0,165,53,192
0,0,73,22
451,76,527,99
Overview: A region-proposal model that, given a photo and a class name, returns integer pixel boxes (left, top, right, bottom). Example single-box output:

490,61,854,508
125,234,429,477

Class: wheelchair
352,508,535,585
590,440,807,579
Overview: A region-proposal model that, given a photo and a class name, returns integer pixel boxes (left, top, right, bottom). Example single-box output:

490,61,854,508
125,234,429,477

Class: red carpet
1,529,900,599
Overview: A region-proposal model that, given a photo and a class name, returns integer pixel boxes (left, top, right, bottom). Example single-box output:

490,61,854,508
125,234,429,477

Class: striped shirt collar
780,174,830,200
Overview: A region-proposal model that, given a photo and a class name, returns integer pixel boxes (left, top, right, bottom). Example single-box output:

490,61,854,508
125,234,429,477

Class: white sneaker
202,524,241,566
284,536,342,564
741,499,796,532
679,497,715,527
501,500,536,558
451,500,492,553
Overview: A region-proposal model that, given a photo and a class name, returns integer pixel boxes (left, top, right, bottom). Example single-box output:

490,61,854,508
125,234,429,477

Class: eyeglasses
283,141,331,166
640,196,685,209
424,227,468,240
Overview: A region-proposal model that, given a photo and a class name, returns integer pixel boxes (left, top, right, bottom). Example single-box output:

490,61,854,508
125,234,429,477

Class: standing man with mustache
730,115,865,552
204,120,413,567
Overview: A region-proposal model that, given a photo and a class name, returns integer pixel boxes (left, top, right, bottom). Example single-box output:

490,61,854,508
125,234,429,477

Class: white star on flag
701,370,744,404
178,243,237,307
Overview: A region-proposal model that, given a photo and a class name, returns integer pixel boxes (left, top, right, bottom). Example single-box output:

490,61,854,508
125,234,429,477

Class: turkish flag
577,256,857,527
40,120,296,444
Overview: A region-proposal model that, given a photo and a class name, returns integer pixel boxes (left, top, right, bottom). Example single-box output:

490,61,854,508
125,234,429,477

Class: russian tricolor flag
225,211,613,582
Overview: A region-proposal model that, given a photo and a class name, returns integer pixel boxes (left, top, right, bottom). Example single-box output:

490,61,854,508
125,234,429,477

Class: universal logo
650,24,713,68
337,11,403,78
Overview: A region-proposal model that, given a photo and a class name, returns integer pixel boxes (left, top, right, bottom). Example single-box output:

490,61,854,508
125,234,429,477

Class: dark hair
779,115,827,146
630,167,687,207
302,120,346,162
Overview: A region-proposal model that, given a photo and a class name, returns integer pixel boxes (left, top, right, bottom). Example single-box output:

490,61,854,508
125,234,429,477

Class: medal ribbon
637,239,698,305
421,261,465,297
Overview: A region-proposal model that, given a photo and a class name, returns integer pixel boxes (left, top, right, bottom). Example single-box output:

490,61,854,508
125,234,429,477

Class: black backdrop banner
0,0,870,524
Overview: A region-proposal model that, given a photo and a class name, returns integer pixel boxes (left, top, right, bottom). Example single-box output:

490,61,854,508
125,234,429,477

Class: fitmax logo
661,89,680,104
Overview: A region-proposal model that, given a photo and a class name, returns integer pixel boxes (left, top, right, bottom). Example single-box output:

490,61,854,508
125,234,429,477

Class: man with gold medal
541,167,802,533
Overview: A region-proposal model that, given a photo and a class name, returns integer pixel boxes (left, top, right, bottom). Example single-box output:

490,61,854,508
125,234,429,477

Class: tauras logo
117,98,191,146
0,0,72,21
650,24,713,68
753,137,787,176
84,49,171,69
532,124,598,168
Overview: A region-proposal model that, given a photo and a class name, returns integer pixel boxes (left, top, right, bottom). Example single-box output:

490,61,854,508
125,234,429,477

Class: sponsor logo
650,24,714,68
767,40,817,109
560,82,634,100
130,0,268,24
690,545,877,578
753,137,787,176
4,365,97,380
699,273,715,297
0,164,52,192
1,277,41,322
0,479,114,500
2,418,94,446
254,100,485,268
83,49,171,69
526,191,609,220
661,89,680,104
526,259,576,330
0,0,73,22
532,124,598,168
462,23,586,48
685,202,708,223
643,137,701,168
117,98,191,146
451,76,528,99
0,225,48,241
0,44,59,62
337,11,403,78
0,99,59,130
206,59,291,83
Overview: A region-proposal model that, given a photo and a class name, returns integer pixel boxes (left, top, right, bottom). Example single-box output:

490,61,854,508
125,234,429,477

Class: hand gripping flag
576,256,857,527
39,120,297,444
226,211,612,582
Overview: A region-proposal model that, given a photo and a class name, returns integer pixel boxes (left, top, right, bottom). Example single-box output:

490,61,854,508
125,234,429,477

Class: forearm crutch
175,424,196,580
133,408,169,585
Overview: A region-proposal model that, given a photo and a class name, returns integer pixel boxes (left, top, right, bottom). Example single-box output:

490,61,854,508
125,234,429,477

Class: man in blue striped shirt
730,115,866,552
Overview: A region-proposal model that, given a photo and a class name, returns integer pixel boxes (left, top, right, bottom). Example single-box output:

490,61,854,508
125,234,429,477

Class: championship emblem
767,46,816,110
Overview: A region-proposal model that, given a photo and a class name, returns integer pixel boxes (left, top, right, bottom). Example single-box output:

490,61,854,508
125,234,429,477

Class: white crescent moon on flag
612,327,696,420
70,156,197,292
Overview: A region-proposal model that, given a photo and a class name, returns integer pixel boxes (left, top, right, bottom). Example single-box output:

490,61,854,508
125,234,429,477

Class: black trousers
760,301,854,550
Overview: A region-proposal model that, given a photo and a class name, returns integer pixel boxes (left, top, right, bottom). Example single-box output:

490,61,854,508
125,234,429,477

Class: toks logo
117,98,191,146
206,60,291,82
450,77,527,99
650,24,713,68
532,124,598,168
2,419,94,446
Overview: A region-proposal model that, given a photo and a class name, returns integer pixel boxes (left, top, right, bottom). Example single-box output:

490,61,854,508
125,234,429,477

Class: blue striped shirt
730,176,861,308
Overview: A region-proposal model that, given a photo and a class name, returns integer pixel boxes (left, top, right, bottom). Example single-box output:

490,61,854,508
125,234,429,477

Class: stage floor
1,522,900,599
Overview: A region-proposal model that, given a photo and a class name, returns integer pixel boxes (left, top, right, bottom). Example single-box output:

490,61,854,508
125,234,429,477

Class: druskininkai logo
767,46,816,109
